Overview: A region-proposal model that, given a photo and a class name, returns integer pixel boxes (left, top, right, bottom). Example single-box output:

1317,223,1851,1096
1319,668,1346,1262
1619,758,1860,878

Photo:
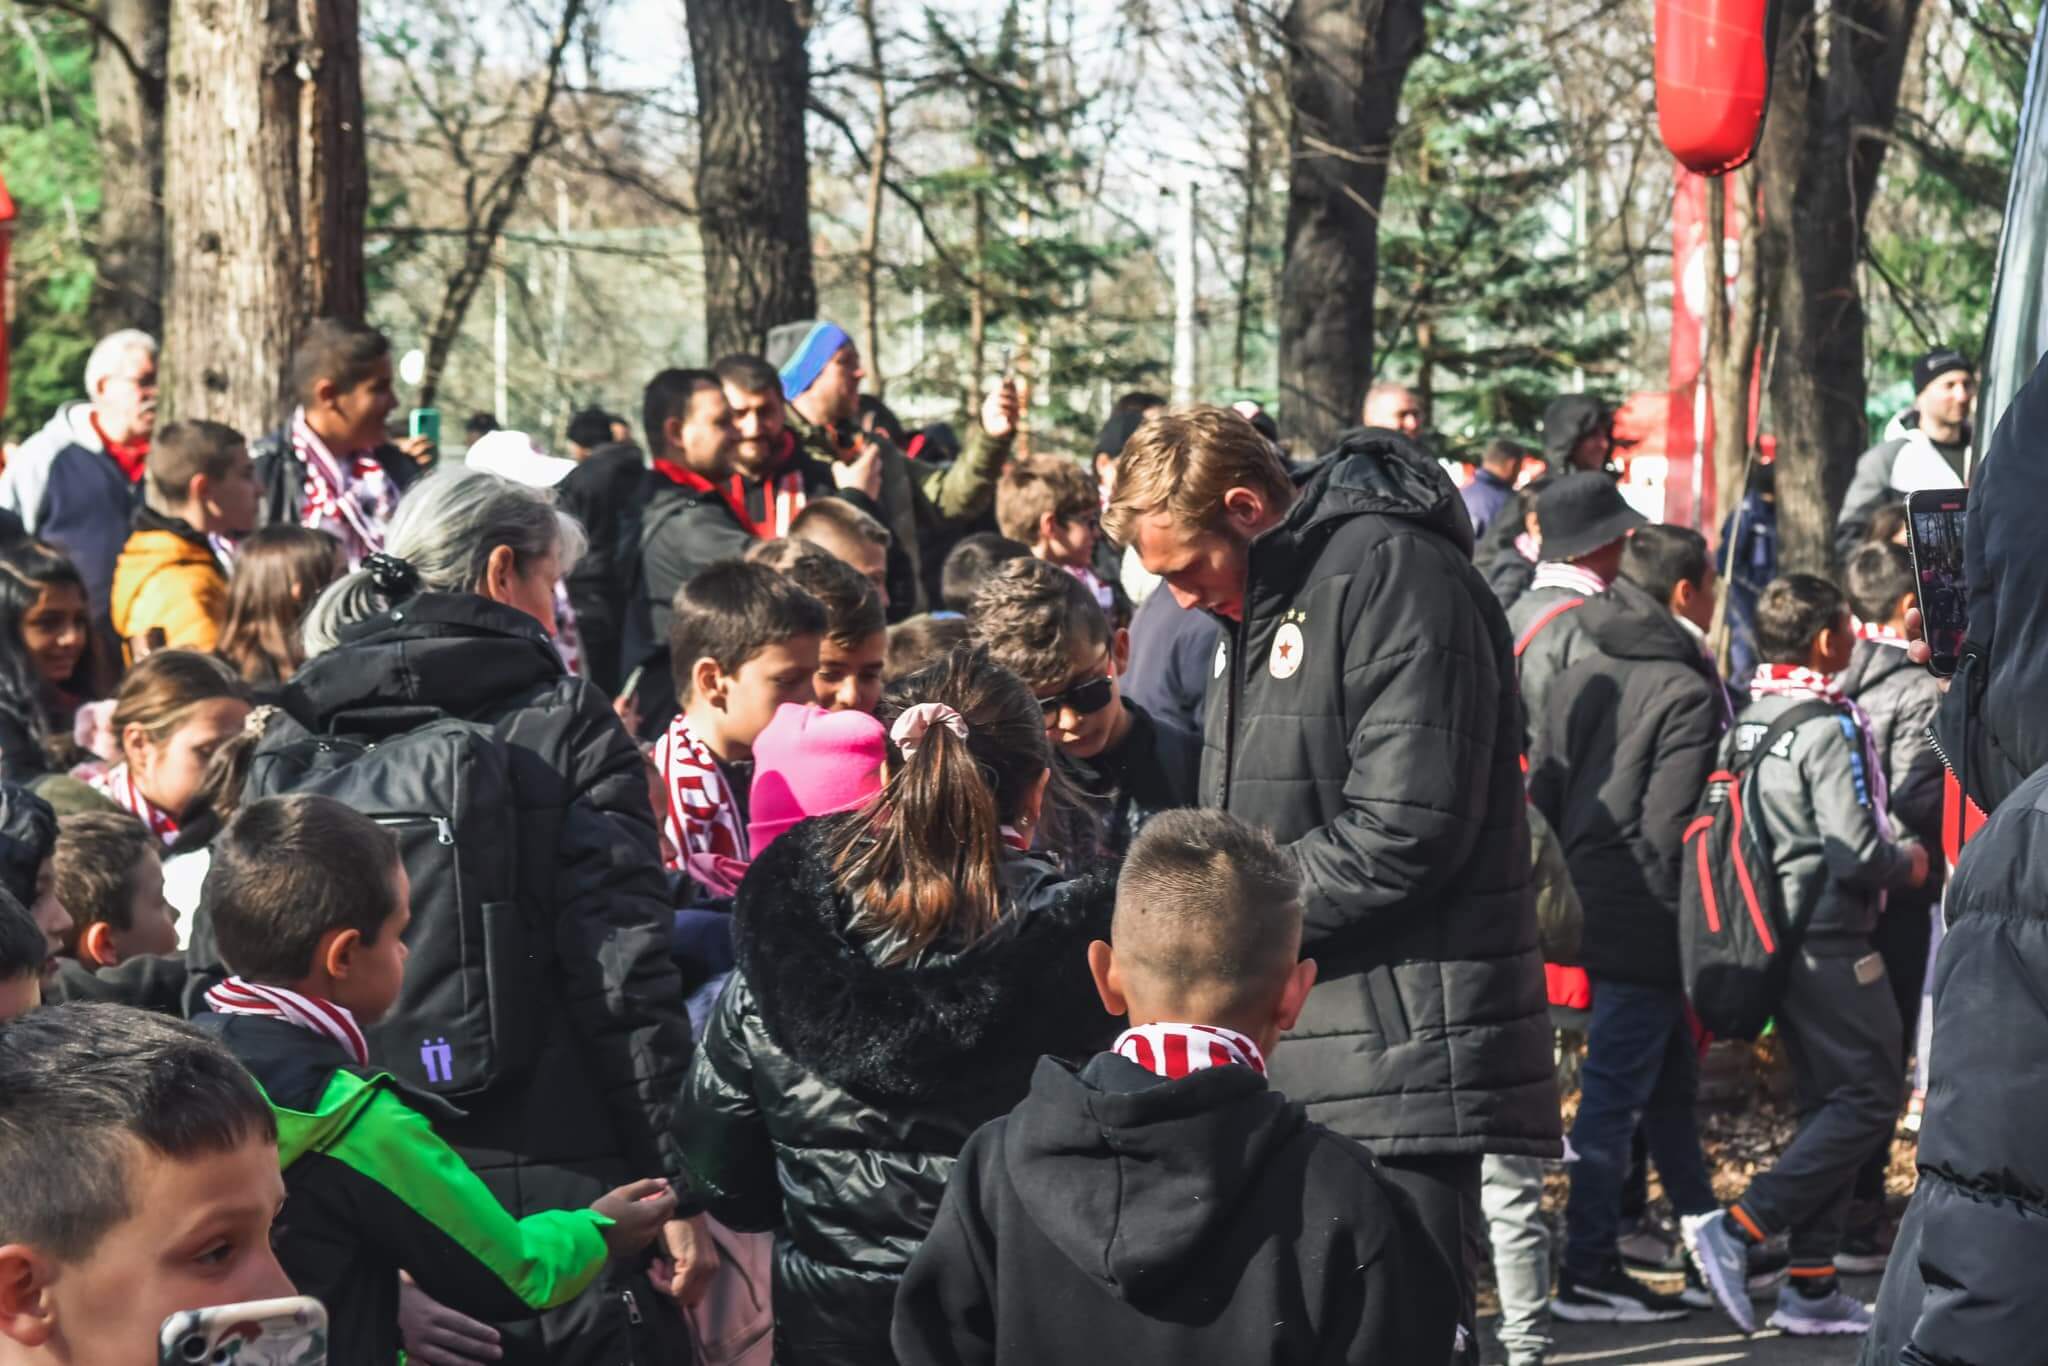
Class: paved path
1480,1269,1881,1365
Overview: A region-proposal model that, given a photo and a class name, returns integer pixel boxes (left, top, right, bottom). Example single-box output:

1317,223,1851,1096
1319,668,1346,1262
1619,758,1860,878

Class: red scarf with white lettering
204,977,369,1066
1749,663,1843,704
655,715,747,876
91,763,179,846
726,432,809,539
292,409,397,567
1113,1023,1267,1079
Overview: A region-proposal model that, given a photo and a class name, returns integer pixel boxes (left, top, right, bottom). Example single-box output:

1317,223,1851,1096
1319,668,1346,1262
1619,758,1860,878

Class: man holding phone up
762,320,1016,617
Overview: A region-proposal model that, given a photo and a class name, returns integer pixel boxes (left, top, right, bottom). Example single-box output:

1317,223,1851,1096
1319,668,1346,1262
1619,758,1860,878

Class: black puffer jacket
677,816,1117,1366
1527,578,1724,989
1201,430,1560,1159
183,593,694,1366
555,441,645,695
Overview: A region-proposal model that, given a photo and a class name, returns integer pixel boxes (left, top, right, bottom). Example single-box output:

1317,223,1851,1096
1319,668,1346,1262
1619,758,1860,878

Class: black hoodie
892,1052,1459,1366
1527,576,1725,988
1203,429,1559,1159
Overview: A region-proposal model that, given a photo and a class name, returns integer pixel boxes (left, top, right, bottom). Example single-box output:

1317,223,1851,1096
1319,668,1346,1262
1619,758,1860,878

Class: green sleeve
917,425,1009,521
326,1083,614,1315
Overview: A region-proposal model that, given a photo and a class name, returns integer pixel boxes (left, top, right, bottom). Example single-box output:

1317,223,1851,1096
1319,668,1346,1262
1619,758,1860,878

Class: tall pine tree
1374,0,1624,446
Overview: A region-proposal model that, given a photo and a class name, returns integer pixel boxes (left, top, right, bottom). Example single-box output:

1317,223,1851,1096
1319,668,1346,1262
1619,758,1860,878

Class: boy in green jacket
192,794,675,1364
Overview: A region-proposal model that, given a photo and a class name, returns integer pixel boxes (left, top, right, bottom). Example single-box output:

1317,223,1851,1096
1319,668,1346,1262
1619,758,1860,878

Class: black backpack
242,715,537,1098
1679,700,1840,1039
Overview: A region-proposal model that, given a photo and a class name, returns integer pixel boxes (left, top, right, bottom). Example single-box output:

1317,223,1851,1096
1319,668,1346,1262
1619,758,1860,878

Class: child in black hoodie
891,808,1459,1365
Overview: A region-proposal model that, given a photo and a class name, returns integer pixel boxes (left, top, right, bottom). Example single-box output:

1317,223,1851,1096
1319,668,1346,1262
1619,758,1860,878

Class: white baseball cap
465,430,576,489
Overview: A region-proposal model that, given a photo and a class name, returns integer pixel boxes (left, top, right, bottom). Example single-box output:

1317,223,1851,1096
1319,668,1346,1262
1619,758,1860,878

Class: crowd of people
0,315,2010,1366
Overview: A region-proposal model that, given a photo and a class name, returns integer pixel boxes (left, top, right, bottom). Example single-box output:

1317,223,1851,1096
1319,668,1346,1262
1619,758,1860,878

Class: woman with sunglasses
968,558,1198,861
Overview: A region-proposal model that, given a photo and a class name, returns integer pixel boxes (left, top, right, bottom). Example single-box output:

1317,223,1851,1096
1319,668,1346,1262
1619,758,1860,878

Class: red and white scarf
292,408,398,568
1748,665,1893,836
91,763,179,846
204,977,369,1066
1855,618,1910,650
1114,1023,1267,1079
1530,561,1609,598
654,715,748,876
727,434,810,539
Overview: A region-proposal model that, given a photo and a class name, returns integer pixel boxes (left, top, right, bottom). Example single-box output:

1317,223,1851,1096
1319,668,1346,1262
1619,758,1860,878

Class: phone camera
176,1334,209,1363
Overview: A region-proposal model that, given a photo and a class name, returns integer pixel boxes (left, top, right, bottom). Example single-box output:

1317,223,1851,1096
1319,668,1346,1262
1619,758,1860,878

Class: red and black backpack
1679,699,1839,1039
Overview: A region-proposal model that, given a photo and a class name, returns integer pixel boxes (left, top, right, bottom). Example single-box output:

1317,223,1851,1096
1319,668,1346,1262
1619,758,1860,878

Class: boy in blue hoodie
892,809,1457,1365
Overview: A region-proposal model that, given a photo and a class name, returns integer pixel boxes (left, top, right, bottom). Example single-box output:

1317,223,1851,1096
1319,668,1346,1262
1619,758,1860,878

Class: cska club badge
1269,621,1304,680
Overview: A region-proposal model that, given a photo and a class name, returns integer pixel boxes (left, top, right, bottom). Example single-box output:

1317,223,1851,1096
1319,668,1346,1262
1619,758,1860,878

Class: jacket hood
1005,1052,1304,1304
1579,577,1709,668
281,592,564,736
1842,638,1915,698
732,816,1116,1102
1272,428,1474,561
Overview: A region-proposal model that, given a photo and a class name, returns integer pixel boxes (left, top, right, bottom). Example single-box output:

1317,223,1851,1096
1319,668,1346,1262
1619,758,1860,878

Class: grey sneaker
1766,1286,1873,1336
1681,1212,1756,1333
1618,1218,1684,1272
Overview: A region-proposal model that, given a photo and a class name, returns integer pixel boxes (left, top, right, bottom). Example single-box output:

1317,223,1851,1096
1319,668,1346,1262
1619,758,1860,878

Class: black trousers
1853,895,1933,1206
1381,1153,1483,1364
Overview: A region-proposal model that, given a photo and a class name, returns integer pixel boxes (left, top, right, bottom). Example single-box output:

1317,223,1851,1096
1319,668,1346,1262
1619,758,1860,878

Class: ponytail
833,644,1049,965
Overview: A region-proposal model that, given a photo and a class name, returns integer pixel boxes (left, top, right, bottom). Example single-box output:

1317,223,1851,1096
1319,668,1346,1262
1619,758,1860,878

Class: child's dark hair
668,560,827,703
1845,541,1915,626
940,533,1030,615
0,1003,275,1259
0,782,58,911
1620,524,1710,606
790,497,891,552
290,318,390,406
111,650,252,771
886,614,970,682
832,644,1051,965
218,526,348,686
0,542,98,752
148,419,246,508
1867,501,1908,547
206,795,401,982
1754,573,1849,665
968,557,1110,693
996,457,1098,546
0,886,42,981
746,539,885,648
54,811,156,954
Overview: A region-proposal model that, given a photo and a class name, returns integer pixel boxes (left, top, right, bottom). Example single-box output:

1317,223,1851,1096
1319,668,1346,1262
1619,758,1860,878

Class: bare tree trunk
1704,168,1765,534
416,0,588,408
968,186,987,414
162,0,365,433
1232,116,1261,392
1275,0,1425,454
1753,0,1922,574
857,0,889,394
684,0,817,357
89,0,168,338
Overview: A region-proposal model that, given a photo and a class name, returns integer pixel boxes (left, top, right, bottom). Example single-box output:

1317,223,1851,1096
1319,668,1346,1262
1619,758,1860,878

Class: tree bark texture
88,0,168,338
1705,168,1765,543
162,0,365,434
1276,0,1425,455
1753,0,1921,575
685,0,817,358
856,0,889,394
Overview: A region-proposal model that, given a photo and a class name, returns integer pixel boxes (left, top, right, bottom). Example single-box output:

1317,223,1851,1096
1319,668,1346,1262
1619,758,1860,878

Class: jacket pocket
1364,966,1413,1047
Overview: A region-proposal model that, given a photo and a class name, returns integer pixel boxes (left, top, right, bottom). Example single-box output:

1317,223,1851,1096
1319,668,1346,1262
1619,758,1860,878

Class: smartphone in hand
160,1296,327,1366
408,407,441,448
1904,488,1969,678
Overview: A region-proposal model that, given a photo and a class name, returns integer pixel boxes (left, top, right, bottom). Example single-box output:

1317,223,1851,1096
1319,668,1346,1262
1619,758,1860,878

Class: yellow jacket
111,513,227,661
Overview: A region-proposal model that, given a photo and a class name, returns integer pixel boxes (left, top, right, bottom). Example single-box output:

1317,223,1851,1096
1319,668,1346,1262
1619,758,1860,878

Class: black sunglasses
1039,673,1115,717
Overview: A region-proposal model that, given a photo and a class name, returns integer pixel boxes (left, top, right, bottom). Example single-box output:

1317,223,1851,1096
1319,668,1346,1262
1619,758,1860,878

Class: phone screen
409,407,441,446
1907,494,1968,675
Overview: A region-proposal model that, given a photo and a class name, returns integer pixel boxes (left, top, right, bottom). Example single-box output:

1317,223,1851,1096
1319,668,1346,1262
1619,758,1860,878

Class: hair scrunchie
364,552,420,598
890,702,968,762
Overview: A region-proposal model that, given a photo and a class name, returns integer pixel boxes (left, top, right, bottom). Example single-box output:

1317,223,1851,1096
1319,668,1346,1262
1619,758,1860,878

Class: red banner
0,171,14,423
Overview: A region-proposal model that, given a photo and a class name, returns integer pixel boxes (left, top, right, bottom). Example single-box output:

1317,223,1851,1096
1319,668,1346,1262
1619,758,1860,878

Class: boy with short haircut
969,557,1196,859
995,456,1112,609
789,498,893,612
192,795,676,1366
884,614,970,682
892,809,1458,1365
43,810,190,1015
0,1002,294,1363
112,419,259,659
1838,540,1945,1265
657,560,827,879
746,539,888,715
0,892,44,1021
938,531,1029,617
1683,573,1930,1338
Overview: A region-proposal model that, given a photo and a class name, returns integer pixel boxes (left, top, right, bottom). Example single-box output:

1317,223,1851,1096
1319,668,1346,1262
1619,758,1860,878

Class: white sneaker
1765,1286,1873,1336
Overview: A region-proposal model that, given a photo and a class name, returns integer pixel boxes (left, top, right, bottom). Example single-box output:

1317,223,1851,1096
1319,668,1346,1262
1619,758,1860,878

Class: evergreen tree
1374,0,1625,447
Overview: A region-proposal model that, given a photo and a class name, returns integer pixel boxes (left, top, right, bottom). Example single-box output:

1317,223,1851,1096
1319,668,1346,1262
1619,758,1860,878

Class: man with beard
756,322,1016,617
1835,348,1975,558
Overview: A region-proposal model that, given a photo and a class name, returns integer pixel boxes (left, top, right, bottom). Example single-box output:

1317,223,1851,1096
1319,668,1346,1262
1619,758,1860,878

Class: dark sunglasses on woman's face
1039,673,1115,717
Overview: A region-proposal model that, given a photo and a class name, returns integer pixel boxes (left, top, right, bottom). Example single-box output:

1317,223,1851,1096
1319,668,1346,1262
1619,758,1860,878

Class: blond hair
996,456,1098,544
1101,405,1293,545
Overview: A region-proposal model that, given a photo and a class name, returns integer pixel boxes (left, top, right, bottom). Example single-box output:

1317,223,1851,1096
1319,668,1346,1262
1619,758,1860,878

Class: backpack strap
1734,699,1843,774
1514,597,1587,658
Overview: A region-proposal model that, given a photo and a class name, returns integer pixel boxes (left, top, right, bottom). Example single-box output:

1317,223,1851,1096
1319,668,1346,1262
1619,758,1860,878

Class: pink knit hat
746,703,888,856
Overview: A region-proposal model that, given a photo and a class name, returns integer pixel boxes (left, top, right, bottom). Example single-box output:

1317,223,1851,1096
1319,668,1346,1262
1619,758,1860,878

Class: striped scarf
655,715,747,876
1530,561,1609,597
292,408,398,567
1856,619,1910,649
92,763,178,846
1114,1023,1267,1079
204,978,369,1066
